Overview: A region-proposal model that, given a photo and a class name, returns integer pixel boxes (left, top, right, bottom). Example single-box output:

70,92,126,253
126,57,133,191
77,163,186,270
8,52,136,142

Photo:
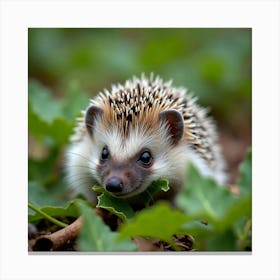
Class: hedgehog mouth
107,184,149,199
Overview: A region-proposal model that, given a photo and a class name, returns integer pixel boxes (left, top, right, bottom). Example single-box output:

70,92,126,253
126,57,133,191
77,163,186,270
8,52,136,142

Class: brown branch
30,208,110,251
32,216,83,251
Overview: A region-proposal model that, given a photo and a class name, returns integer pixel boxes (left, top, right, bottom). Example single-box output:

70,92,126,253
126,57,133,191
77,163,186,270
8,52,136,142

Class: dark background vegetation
28,28,252,251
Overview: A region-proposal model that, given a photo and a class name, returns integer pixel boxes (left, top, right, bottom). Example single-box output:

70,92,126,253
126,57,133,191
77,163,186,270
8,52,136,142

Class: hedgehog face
85,105,187,198
95,146,154,198
66,75,227,203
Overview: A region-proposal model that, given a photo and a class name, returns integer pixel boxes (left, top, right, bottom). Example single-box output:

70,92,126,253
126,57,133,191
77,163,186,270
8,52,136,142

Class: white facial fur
66,120,227,200
66,126,227,201
65,119,190,199
65,135,98,200
94,121,190,191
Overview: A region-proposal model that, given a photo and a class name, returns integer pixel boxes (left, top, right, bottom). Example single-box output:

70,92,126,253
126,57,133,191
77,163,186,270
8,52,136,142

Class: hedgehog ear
85,105,103,137
159,109,184,145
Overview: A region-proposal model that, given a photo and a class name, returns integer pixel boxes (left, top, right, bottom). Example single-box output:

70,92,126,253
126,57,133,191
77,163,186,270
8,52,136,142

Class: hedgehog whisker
67,152,96,165
66,176,96,188
59,166,97,178
66,167,96,177
64,165,96,171
64,165,95,178
85,122,98,130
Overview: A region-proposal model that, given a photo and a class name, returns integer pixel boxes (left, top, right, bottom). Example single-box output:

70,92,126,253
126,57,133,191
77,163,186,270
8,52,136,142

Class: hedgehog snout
105,176,123,193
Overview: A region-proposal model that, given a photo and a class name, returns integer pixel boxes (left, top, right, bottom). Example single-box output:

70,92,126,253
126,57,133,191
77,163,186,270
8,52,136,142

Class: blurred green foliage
28,28,252,252
29,28,251,131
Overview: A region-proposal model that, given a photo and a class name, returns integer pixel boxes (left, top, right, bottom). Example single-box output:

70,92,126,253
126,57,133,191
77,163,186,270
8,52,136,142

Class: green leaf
238,148,252,196
93,186,135,221
205,229,237,251
137,178,170,206
77,201,136,252
29,79,88,126
176,165,237,226
28,80,62,124
61,81,89,122
93,179,170,221
28,202,69,227
175,150,252,250
176,159,252,232
180,220,214,239
220,198,251,231
48,117,73,146
28,177,73,208
119,202,189,243
28,154,58,184
28,80,75,147
28,198,82,223
29,101,73,147
28,181,67,210
28,100,50,140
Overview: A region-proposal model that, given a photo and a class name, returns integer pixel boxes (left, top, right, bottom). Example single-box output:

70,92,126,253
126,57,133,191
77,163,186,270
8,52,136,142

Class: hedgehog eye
101,147,110,162
138,151,153,167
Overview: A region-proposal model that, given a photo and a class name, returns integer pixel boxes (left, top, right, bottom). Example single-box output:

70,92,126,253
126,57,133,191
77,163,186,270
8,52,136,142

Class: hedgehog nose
105,177,123,193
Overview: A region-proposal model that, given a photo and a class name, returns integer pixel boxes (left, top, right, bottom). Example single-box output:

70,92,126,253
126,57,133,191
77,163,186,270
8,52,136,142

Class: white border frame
1,0,279,279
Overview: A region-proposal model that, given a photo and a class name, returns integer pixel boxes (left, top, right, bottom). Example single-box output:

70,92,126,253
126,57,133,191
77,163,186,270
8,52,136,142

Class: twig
32,216,83,251
31,208,106,251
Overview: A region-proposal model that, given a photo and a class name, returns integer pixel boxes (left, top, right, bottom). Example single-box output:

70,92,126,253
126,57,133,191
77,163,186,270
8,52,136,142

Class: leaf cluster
28,80,251,252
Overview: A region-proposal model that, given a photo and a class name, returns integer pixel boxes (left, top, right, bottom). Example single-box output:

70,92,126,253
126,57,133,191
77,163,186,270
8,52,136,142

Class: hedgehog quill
65,74,227,205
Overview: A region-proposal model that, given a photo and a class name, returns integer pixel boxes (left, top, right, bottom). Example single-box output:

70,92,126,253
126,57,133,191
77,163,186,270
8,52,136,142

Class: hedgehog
65,74,227,205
